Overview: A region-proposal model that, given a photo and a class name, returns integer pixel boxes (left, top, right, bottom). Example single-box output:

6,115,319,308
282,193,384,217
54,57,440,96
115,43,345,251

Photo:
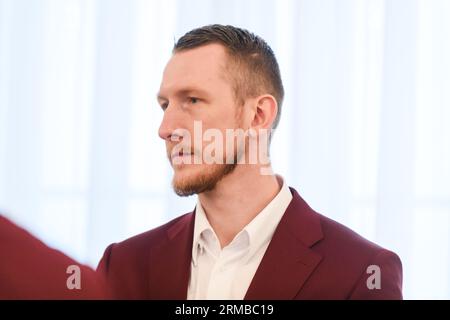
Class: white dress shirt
187,175,293,300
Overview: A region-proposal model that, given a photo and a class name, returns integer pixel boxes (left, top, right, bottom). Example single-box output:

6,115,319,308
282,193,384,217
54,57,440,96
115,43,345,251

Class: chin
171,163,237,197
171,166,204,195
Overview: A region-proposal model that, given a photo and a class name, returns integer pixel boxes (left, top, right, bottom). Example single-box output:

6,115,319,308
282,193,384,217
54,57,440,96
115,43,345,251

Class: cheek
210,107,240,129
204,97,239,121
190,102,241,148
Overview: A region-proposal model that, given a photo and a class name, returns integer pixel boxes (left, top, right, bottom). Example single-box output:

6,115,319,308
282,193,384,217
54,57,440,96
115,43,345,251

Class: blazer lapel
148,211,195,299
245,188,324,300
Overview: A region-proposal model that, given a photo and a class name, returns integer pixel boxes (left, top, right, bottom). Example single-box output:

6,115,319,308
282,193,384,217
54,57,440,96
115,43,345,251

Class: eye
160,102,168,111
188,97,199,104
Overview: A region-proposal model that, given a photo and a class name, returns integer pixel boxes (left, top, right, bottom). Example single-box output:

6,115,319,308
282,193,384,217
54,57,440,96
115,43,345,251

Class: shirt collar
242,175,292,263
191,200,215,266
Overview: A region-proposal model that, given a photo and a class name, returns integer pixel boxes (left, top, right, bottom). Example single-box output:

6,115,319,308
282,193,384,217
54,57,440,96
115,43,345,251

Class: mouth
170,150,194,164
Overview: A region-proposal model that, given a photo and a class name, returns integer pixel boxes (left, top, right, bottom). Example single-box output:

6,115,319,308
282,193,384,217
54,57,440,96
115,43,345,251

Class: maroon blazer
97,187,403,299
0,215,106,299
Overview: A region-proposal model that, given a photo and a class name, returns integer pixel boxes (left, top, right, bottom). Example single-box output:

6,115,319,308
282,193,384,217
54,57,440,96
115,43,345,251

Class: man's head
157,25,284,196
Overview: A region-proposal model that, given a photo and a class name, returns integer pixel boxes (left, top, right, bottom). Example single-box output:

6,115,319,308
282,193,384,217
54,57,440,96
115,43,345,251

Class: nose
158,105,182,141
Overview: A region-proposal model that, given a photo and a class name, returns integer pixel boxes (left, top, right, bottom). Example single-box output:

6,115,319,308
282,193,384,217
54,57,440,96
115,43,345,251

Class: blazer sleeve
0,216,108,299
348,249,403,300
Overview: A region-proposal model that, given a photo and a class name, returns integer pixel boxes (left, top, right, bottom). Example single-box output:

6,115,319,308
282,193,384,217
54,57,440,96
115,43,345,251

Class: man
97,25,402,299
0,215,107,299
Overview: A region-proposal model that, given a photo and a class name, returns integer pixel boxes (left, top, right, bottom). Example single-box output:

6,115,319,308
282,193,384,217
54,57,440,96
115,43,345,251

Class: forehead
159,44,231,97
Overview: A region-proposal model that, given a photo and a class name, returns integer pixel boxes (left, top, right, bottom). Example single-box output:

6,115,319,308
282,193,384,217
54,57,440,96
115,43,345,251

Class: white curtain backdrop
0,0,449,299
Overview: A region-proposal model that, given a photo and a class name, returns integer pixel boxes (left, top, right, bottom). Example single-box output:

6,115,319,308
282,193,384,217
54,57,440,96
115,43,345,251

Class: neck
198,165,281,248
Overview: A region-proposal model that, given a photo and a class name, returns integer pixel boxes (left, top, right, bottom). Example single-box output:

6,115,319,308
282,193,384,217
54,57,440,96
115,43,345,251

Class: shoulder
107,211,193,254
316,212,401,267
311,213,402,299
96,211,194,299
318,213,384,254
97,211,193,271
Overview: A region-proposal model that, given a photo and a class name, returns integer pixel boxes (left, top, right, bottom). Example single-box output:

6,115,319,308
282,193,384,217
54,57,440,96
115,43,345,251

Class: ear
250,95,278,131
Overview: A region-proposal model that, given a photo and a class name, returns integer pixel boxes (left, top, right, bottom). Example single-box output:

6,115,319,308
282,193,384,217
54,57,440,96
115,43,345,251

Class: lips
170,149,195,166
171,151,193,159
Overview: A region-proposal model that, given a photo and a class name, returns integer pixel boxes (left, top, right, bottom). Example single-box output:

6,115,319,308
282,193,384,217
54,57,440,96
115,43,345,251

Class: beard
172,162,237,197
167,140,245,197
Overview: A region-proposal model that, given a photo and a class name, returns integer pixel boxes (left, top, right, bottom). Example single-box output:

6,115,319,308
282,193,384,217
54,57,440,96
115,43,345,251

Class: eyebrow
156,87,211,102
